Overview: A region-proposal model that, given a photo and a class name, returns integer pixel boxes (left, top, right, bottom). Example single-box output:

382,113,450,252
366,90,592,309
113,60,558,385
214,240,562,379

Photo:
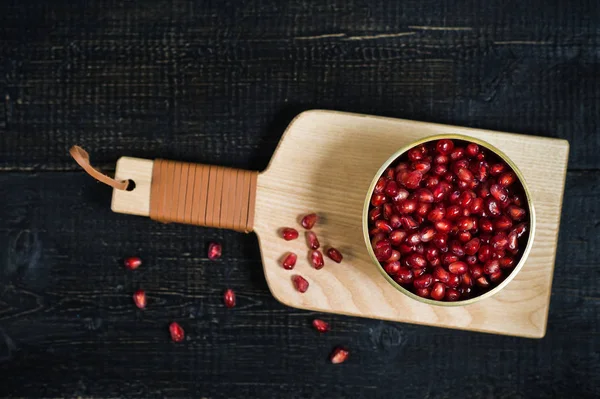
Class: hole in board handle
126,179,136,191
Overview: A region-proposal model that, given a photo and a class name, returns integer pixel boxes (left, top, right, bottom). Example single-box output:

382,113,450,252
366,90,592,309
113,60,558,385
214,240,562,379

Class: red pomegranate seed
433,266,450,283
466,143,479,157
389,230,407,245
326,248,343,263
330,347,349,364
457,180,469,190
369,207,382,222
371,193,387,207
292,275,309,293
466,255,477,265
445,289,460,301
385,180,400,197
310,250,325,270
400,216,419,230
433,233,448,250
281,252,298,270
414,274,433,289
431,183,447,202
457,168,474,183
494,215,513,231
405,171,423,189
448,273,460,288
392,188,410,203
398,243,413,254
395,267,413,284
450,240,465,256
470,264,483,278
469,197,484,214
133,289,146,309
382,203,393,220
450,147,465,161
384,167,395,180
507,205,526,221
301,213,318,229
445,205,461,220
434,154,449,164
433,163,448,176
449,190,461,204
457,217,476,231
223,288,236,308
313,319,330,333
497,172,515,187
306,231,321,249
442,253,459,265
281,228,299,241
424,175,439,188
512,223,528,238
500,257,515,268
425,245,439,260
493,249,506,259
375,220,393,233
458,231,472,243
489,271,503,282
478,244,491,262
124,256,142,270
436,139,454,155
452,159,470,174
434,219,452,233
483,259,500,275
464,238,481,255
406,233,421,246
448,261,468,275
398,199,418,214
395,162,409,173
406,253,427,269
471,160,489,182
384,260,401,275
427,206,445,222
430,282,446,300
491,233,508,250
389,214,402,229
408,145,427,161
415,188,434,203
461,273,473,287
490,163,506,176
416,202,432,217
374,177,387,193
169,322,185,343
486,198,501,217
458,191,474,208
490,184,508,202
479,218,494,233
507,230,518,251
373,240,392,261
415,287,431,298
414,161,432,174
476,276,490,288
389,250,401,262
420,227,436,242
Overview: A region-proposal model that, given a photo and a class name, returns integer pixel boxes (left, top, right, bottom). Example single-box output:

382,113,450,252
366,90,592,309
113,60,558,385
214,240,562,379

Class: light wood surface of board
112,110,569,338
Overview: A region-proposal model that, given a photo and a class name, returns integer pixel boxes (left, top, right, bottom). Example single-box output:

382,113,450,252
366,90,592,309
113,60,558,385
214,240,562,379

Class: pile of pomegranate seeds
368,139,529,302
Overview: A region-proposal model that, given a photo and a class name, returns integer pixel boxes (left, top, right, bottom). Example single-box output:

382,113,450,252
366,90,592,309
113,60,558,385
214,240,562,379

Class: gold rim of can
362,134,537,306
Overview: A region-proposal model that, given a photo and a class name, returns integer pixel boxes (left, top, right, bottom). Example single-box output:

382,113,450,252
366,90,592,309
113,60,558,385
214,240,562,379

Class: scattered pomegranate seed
301,213,318,229
281,228,299,241
281,252,298,270
169,322,185,342
223,288,236,308
124,256,142,270
312,319,330,333
310,250,325,270
292,275,309,293
330,347,349,364
306,231,321,250
133,289,146,309
369,138,529,301
325,247,343,263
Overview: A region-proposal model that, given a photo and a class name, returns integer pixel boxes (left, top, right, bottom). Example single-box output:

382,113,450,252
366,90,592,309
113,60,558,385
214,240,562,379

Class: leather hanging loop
69,145,129,190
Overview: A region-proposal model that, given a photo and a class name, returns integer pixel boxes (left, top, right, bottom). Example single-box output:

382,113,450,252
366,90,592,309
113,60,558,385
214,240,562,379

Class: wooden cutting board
111,110,569,338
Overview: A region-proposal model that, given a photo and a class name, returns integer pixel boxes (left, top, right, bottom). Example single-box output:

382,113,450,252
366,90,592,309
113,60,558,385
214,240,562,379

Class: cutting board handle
148,159,258,233
70,147,258,233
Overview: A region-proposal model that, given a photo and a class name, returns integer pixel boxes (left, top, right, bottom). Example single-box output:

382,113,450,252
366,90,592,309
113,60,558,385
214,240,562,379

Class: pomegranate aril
471,160,489,182
133,289,146,309
450,147,465,161
470,264,484,279
433,163,448,176
384,167,395,180
466,255,478,265
310,250,325,270
460,273,473,288
430,282,446,300
385,180,400,197
446,205,461,220
469,197,484,214
395,267,414,284
494,215,513,231
281,252,298,270
384,260,401,275
476,276,490,288
490,184,508,202
389,250,401,262
420,227,436,242
402,171,423,189
483,259,500,275
400,216,419,230
124,256,142,270
450,241,465,257
223,289,236,308
313,319,330,333
414,161,431,174
330,347,349,364
415,287,431,298
406,253,427,269
491,233,508,250
371,193,387,207
392,188,410,203
464,238,481,255
458,191,474,208
306,231,321,249
382,203,393,220
492,249,506,259
416,202,432,217
466,143,479,157
398,243,413,254
498,172,515,187
327,248,343,263
457,216,476,231
442,253,459,265
415,188,434,203
507,230,518,251
389,230,407,246
292,275,309,293
375,220,393,233
301,213,318,229
512,223,528,238
428,206,446,222
445,289,461,301
478,244,491,262
389,214,402,229
458,231,472,243
433,233,448,251
433,266,451,283
457,168,474,182
486,198,501,217
500,257,515,268
398,199,418,214
406,233,421,246
448,273,461,288
449,190,461,204
169,322,185,342
373,240,393,261
374,177,387,193
479,218,493,233
414,273,433,289
457,180,469,190
434,154,449,164
507,205,526,221
369,207,382,222
408,145,427,161
425,176,440,188
434,219,452,233
281,228,299,241
436,139,454,155
452,159,470,174
490,163,506,176
448,261,468,275
489,270,503,282
395,162,409,173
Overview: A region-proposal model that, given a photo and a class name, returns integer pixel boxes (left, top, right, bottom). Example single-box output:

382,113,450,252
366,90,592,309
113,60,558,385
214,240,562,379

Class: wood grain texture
0,0,598,397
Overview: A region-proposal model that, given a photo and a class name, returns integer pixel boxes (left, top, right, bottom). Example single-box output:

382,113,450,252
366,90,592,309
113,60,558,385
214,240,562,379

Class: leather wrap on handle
149,159,258,233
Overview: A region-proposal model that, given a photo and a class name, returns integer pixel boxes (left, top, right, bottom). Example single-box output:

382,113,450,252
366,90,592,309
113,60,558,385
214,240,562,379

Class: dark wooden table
1,1,598,397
